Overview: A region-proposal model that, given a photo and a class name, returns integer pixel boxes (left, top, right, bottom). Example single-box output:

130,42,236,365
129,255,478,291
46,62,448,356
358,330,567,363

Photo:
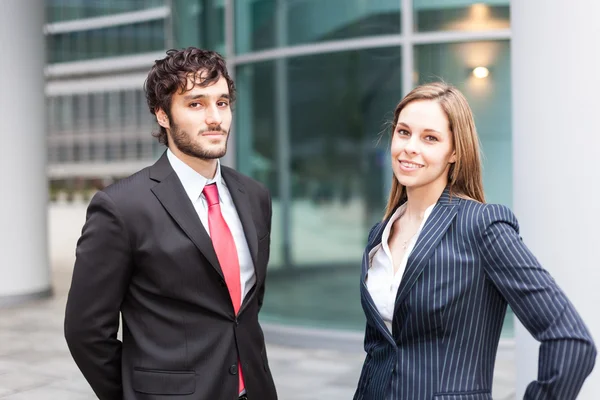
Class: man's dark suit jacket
354,188,596,400
64,151,278,400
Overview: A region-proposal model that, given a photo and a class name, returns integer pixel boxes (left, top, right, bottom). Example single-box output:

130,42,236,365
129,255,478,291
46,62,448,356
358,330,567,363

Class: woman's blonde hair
383,82,485,220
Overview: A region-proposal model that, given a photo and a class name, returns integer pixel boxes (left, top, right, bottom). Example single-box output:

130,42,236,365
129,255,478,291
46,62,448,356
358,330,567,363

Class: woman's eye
425,135,439,142
397,129,410,136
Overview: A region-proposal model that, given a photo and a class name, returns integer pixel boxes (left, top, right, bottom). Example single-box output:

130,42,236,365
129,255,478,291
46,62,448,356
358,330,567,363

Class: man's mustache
199,126,227,134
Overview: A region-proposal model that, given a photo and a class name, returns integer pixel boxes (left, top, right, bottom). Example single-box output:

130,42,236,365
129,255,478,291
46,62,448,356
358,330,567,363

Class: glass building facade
45,0,512,334
231,0,512,332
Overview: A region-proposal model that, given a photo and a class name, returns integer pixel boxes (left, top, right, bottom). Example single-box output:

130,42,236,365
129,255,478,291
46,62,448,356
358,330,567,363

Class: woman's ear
449,150,457,164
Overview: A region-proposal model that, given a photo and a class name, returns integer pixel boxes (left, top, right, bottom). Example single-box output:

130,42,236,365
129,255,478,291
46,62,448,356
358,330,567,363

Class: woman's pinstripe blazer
354,188,596,400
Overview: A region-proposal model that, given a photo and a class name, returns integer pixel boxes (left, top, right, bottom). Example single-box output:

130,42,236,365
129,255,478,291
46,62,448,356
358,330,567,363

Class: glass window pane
106,141,121,161
46,0,166,22
173,0,225,53
74,31,88,62
47,142,58,164
151,20,167,51
236,47,401,329
89,93,105,133
235,0,402,54
288,0,402,46
58,144,70,163
105,27,120,58
73,94,89,133
48,19,165,63
288,48,399,268
137,90,153,132
122,90,137,130
47,35,56,64
47,97,57,135
106,92,121,131
235,0,276,53
59,95,75,134
413,1,509,32
235,61,280,263
137,139,152,159
415,40,511,206
124,138,138,159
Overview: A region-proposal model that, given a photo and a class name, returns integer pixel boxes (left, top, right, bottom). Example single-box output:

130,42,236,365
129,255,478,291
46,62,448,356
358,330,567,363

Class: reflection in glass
173,0,225,53
415,40,511,207
235,0,401,54
235,61,281,266
287,48,400,267
413,0,509,32
237,47,401,329
287,0,401,46
235,0,277,53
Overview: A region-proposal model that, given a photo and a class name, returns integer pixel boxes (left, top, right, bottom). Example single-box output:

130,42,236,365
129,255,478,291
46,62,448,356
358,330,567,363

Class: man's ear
156,108,170,130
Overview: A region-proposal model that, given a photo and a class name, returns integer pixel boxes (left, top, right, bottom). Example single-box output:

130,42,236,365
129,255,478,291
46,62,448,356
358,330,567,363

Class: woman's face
391,100,456,192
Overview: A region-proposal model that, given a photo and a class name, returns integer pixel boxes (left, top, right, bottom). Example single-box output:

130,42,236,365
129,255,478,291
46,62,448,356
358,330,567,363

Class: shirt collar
166,148,225,204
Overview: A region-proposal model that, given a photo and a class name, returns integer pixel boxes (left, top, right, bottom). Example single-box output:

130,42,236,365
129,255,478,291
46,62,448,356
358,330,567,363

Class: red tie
202,183,245,393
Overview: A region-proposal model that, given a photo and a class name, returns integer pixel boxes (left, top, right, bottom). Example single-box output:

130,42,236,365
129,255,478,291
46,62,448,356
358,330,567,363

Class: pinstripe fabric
354,188,596,400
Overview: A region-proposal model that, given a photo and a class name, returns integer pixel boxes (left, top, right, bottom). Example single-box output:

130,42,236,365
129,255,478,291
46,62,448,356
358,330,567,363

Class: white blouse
366,203,436,332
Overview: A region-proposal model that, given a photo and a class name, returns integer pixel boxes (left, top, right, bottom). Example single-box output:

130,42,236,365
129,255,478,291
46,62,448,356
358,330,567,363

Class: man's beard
170,120,229,160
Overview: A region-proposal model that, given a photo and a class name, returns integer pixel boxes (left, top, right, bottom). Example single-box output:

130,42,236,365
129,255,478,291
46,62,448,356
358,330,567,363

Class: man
65,47,278,400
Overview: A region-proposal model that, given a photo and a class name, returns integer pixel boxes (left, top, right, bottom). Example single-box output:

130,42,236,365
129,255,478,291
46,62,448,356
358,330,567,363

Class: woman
354,82,596,400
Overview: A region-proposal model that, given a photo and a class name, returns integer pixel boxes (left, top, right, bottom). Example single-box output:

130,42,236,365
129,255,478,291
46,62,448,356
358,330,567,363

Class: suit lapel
149,152,223,279
221,167,261,314
360,220,396,347
221,168,259,270
394,187,459,308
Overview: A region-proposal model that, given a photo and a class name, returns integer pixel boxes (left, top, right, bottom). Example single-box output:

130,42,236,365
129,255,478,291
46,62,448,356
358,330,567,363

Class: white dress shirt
167,149,256,305
366,203,436,333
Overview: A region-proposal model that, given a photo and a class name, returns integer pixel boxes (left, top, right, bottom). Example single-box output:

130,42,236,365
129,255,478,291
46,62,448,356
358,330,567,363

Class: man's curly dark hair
144,47,236,146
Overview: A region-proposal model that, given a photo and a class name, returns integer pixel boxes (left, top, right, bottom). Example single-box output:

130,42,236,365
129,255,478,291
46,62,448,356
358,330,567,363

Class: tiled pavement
0,260,515,399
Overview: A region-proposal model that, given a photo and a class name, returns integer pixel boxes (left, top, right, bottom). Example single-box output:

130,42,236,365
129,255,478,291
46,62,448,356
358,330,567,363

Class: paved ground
0,259,367,400
0,204,515,399
0,266,515,399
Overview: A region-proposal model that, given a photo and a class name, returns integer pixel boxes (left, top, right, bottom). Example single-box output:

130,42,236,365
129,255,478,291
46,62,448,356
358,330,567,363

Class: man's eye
217,101,229,107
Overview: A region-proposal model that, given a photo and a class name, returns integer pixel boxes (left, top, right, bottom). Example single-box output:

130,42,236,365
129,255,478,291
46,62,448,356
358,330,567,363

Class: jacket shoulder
459,199,519,236
222,166,269,195
98,166,153,204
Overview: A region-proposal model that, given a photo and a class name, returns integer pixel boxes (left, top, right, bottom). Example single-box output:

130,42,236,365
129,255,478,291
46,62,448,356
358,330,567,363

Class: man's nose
205,105,222,125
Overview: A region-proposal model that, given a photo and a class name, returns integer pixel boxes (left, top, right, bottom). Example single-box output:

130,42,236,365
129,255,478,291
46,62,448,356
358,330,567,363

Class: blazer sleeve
64,190,134,400
477,204,596,399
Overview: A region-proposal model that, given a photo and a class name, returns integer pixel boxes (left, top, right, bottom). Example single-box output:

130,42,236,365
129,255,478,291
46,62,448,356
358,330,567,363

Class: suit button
229,364,238,375
235,319,239,326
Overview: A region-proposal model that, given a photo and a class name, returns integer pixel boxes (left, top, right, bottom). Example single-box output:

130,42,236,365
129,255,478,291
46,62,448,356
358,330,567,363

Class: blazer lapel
149,152,223,279
360,220,397,347
221,167,260,314
221,168,259,270
394,187,459,308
